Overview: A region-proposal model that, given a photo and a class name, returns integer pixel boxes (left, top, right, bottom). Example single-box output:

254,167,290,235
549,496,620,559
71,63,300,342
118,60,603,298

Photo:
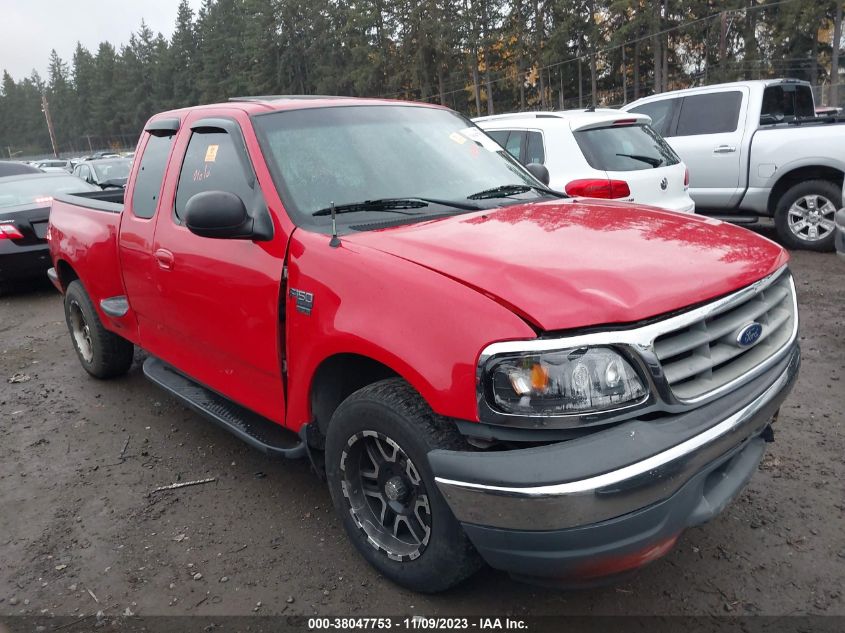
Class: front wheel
64,280,134,378
774,180,840,251
325,379,482,592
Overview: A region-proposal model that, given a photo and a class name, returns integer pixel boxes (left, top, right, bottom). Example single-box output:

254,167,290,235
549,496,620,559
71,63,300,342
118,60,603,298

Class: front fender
284,230,536,431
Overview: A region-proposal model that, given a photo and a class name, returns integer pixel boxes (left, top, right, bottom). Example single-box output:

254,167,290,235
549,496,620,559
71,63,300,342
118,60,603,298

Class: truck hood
345,199,788,331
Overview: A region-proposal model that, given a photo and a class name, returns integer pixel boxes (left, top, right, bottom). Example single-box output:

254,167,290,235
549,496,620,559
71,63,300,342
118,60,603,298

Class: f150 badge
290,288,314,315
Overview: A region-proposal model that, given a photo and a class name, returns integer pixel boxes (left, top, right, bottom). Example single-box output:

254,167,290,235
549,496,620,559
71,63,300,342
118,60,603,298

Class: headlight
484,346,647,416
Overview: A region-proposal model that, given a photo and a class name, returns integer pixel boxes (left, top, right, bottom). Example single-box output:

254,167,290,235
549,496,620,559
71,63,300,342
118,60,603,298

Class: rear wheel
774,180,840,251
64,280,134,378
325,378,482,592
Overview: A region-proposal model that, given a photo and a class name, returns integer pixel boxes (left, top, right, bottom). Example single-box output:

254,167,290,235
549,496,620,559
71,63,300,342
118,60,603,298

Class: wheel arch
767,165,844,215
55,259,80,292
309,352,402,435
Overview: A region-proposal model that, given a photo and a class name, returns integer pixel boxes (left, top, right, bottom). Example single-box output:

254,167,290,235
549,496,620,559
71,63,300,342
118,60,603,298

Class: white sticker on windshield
458,127,501,152
449,131,467,145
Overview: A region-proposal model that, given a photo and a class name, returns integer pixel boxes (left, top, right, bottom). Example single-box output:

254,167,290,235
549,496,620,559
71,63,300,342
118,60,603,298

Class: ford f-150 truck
47,97,800,592
623,79,845,251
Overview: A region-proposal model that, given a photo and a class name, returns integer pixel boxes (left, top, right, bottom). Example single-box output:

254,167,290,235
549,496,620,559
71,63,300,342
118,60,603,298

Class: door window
629,98,679,137
174,129,253,221
131,132,175,219
479,129,526,161
486,130,510,147
524,131,545,164
676,91,742,136
502,131,526,161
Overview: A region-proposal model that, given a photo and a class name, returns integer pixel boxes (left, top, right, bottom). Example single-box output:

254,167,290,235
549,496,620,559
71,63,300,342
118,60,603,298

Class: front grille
654,272,796,400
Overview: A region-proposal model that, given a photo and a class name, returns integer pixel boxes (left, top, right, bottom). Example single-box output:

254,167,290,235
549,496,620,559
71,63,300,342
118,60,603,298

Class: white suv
474,109,695,213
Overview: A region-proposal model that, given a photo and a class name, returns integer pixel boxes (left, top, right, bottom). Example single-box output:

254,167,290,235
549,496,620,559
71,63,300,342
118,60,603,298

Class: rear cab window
760,84,815,122
574,124,680,172
174,129,253,221
131,132,175,219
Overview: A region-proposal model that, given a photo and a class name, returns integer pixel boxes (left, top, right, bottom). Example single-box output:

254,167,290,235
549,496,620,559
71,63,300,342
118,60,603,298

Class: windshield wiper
467,184,565,200
312,197,480,217
615,153,663,168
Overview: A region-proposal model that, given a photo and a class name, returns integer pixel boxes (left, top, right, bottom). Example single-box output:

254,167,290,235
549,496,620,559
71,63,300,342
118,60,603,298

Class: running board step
705,214,760,225
142,357,305,459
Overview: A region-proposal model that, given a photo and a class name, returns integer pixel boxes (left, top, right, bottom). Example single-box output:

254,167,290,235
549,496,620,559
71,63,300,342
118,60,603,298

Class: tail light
0,223,25,240
683,168,690,187
565,178,631,199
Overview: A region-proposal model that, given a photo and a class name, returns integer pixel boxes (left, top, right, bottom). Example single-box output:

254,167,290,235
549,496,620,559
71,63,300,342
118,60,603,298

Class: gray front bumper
431,345,799,532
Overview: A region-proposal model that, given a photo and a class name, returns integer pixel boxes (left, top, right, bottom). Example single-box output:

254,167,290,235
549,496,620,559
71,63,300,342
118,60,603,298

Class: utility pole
41,93,59,158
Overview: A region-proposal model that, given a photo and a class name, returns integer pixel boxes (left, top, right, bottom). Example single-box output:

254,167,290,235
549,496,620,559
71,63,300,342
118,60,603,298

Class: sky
0,0,204,81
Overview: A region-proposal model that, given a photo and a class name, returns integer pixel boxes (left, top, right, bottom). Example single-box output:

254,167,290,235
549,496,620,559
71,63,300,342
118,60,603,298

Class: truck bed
53,188,125,213
48,191,129,332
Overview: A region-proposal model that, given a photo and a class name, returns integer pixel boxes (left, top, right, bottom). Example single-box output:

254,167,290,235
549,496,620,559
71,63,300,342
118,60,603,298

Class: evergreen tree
1,0,843,155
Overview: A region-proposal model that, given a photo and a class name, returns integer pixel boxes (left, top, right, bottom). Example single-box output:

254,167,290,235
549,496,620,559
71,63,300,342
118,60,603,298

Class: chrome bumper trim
437,347,798,531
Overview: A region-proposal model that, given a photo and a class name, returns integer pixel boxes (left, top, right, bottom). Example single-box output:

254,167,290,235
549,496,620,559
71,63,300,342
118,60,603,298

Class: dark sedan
72,158,131,189
0,161,42,177
0,173,98,291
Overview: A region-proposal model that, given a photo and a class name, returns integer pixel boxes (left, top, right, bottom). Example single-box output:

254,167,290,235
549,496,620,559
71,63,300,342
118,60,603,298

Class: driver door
146,112,287,423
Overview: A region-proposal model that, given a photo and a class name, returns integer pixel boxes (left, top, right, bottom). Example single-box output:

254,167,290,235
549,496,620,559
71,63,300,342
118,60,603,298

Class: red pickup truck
47,97,800,592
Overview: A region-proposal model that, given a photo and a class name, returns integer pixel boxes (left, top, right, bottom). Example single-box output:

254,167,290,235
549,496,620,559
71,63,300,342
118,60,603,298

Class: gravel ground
1,225,843,621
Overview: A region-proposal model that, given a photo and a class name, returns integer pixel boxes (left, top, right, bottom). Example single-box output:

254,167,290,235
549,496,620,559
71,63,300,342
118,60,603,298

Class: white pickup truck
623,79,845,251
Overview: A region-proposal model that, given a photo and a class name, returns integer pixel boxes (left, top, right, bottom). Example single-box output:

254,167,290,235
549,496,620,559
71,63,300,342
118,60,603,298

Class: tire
63,280,134,378
774,179,841,251
325,378,482,592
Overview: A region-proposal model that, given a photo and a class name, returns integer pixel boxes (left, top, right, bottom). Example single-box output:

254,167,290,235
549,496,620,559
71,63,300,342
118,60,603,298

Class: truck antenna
329,201,341,248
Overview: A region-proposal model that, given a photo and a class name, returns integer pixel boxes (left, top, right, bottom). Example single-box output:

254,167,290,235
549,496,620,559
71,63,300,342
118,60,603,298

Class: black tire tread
326,378,482,593
64,280,134,378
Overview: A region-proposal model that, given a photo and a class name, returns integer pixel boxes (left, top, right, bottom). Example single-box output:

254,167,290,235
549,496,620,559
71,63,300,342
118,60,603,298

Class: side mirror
184,190,256,239
526,162,550,186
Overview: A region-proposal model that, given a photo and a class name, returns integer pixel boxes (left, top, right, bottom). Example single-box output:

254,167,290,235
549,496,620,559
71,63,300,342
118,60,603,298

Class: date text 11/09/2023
307,617,528,630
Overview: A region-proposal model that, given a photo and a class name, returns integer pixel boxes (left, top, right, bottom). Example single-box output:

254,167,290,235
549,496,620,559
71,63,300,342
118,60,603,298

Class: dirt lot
1,224,844,621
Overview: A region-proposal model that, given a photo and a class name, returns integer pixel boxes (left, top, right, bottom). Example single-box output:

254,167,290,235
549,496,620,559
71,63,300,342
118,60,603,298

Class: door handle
154,248,175,270
713,145,736,154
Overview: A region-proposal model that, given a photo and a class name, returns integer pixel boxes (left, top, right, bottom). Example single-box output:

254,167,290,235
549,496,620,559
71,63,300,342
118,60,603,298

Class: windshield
574,124,680,172
0,175,98,208
92,159,131,181
253,105,545,228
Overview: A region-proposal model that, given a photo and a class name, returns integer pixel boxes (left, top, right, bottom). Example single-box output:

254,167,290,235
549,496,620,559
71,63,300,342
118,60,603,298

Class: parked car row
6,151,135,176
0,173,99,292
474,109,695,213
475,78,844,252
622,79,844,251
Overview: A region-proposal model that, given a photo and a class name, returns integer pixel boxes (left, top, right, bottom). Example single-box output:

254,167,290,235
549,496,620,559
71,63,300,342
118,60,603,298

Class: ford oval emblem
736,322,763,348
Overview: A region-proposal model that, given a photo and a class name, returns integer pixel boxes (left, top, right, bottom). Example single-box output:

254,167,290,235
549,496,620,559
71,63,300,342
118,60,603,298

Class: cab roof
151,96,444,120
